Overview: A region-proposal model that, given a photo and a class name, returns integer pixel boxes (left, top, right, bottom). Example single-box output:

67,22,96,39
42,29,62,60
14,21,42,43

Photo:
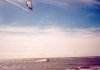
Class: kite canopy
26,0,32,10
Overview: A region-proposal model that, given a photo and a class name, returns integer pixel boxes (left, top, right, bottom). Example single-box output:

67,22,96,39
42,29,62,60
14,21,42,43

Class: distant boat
34,59,49,63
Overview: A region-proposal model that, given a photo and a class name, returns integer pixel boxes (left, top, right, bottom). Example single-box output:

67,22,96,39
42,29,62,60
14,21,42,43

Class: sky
0,0,100,59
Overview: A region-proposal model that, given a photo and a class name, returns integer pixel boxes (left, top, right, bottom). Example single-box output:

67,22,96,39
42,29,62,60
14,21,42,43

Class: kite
26,0,32,10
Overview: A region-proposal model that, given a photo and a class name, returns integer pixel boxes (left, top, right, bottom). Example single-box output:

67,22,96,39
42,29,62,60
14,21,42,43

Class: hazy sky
0,0,100,59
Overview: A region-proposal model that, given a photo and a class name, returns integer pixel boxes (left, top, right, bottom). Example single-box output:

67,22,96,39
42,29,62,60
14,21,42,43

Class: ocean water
0,57,100,70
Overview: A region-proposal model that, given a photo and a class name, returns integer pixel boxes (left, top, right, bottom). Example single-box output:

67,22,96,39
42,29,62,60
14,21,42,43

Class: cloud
0,16,4,25
35,0,100,10
0,18,2,24
0,25,99,35
79,0,100,5
36,0,71,9
0,0,5,5
0,26,100,59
